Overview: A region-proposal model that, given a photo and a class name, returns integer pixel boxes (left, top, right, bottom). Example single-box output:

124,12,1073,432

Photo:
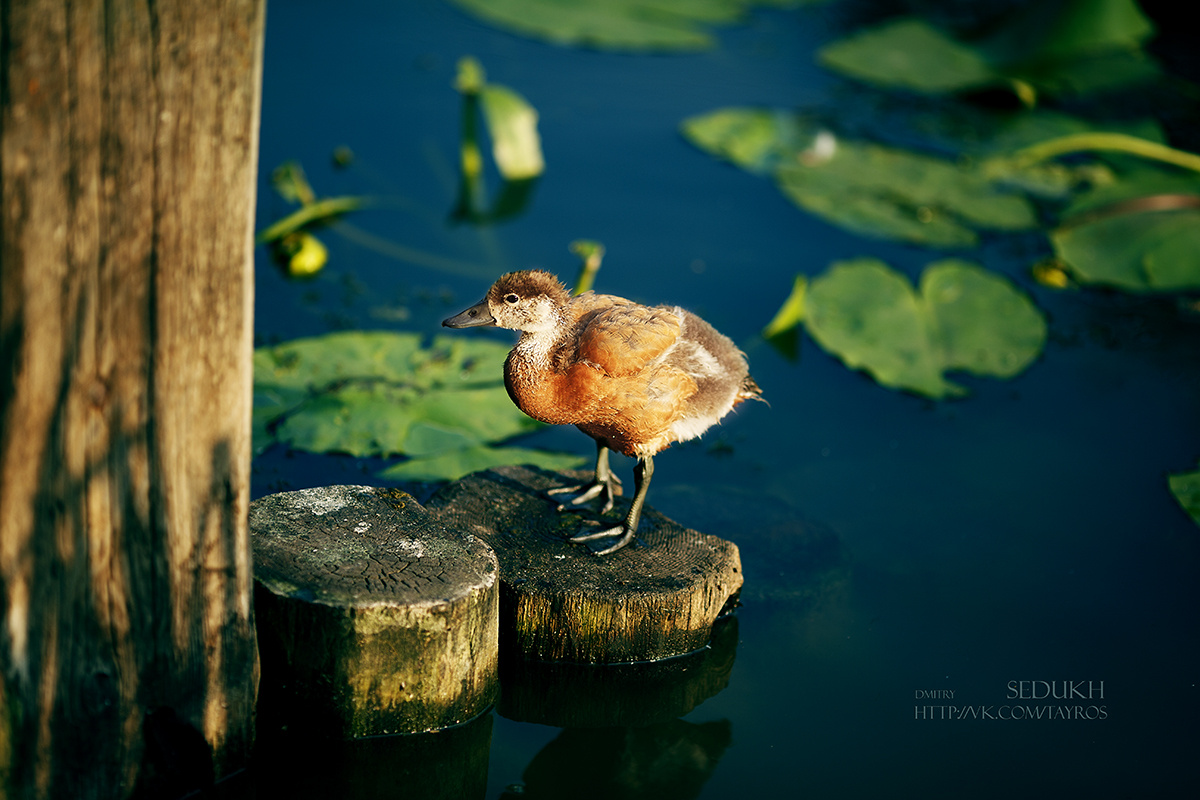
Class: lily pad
1048,170,1200,291
817,1,1160,100
253,331,583,480
805,259,954,397
797,258,1046,399
817,18,999,94
1168,464,1200,528
680,107,806,174
920,259,1048,377
449,0,803,52
1052,208,1200,291
1017,0,1154,62
683,107,1038,247
379,445,585,482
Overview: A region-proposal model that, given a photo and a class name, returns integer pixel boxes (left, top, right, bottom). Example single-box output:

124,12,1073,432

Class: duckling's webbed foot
568,455,653,556
548,442,622,514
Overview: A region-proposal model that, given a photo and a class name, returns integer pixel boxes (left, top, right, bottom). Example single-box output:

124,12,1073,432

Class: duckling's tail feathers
737,375,767,405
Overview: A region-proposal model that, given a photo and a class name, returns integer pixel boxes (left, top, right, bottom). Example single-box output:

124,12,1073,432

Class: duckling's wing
574,301,681,377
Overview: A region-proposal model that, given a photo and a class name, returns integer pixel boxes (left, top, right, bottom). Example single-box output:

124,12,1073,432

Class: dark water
249,1,1200,797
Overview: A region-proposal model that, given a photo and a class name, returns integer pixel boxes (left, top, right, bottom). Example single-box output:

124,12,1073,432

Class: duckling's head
443,270,570,333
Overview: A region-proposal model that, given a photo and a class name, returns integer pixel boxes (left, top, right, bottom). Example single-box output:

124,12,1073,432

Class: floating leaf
681,107,808,174
778,139,1038,246
804,259,957,397
1168,464,1200,528
1025,0,1154,61
449,0,803,53
1052,207,1200,291
817,19,999,94
379,445,585,482
253,331,581,480
1047,168,1200,291
921,259,1048,377
818,2,1160,100
799,258,1046,399
684,108,1038,248
1013,49,1160,96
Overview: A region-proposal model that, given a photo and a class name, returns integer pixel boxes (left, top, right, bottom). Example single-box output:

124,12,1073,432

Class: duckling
443,269,762,555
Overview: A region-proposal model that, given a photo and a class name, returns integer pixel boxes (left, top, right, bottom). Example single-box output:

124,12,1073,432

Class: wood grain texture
1,1,264,796
250,487,500,738
428,465,744,663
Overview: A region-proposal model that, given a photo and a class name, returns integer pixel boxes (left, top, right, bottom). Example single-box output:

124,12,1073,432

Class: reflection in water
505,719,732,800
493,618,739,800
250,710,493,800
500,615,739,729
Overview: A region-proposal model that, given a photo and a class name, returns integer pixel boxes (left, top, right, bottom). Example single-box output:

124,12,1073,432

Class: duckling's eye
503,293,520,305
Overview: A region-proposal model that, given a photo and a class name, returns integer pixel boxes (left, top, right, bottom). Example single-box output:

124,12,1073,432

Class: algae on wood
250,486,499,737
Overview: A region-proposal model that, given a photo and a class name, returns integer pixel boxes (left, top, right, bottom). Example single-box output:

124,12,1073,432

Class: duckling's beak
443,299,496,328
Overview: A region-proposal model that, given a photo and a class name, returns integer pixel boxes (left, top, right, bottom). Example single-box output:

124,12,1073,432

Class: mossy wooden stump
250,486,498,737
428,465,743,664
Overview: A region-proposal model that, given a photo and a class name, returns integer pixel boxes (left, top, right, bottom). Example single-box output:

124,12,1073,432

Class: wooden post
251,486,500,739
1,1,265,797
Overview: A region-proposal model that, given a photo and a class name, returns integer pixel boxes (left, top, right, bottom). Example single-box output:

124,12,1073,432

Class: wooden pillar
0,1,266,797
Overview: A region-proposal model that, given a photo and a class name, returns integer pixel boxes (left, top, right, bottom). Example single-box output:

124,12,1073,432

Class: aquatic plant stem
1011,133,1200,174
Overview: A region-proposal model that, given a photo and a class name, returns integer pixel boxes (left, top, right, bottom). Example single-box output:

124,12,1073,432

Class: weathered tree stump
428,465,743,664
250,486,499,737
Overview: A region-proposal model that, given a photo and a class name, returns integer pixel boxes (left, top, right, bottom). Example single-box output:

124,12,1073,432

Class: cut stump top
428,465,743,663
250,486,500,736
251,485,497,609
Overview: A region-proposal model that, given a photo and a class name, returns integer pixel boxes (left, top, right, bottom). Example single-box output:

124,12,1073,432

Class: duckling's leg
569,456,653,555
548,441,622,513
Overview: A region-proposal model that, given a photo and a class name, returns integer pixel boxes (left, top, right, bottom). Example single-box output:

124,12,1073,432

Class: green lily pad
1060,170,1200,217
1048,170,1200,291
1012,48,1160,97
1052,208,1200,291
275,383,427,458
805,259,955,397
798,258,1046,399
449,0,803,52
253,331,582,480
817,18,999,94
683,108,1038,248
920,259,1048,377
681,107,811,174
379,445,585,482
1024,0,1154,61
1168,464,1200,528
817,1,1160,99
